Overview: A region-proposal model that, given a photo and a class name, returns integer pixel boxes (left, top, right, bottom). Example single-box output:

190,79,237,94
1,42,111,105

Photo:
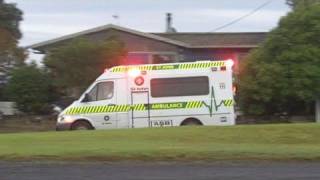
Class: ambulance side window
97,81,114,100
87,85,98,101
86,81,114,102
151,76,209,97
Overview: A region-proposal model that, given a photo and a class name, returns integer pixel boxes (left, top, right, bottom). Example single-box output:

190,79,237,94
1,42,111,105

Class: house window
126,53,149,65
151,54,177,64
127,52,177,65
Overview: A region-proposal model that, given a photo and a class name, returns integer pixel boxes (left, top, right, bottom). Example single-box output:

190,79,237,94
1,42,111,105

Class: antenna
112,14,120,25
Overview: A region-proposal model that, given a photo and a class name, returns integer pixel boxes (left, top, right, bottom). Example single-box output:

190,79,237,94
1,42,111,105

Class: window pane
152,54,176,64
87,85,97,101
97,81,114,100
127,53,149,65
151,77,209,97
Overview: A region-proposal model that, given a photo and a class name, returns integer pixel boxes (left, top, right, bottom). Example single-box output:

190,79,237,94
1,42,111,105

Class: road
1,161,320,180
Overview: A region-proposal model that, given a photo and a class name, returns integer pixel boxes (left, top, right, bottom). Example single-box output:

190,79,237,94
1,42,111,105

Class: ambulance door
131,91,150,128
211,69,234,124
81,81,117,129
115,78,130,128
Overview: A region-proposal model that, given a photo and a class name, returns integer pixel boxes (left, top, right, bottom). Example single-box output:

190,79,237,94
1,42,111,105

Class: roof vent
166,13,177,33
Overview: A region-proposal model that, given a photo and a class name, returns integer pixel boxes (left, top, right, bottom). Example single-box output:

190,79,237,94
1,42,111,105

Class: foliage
0,0,25,99
239,4,320,115
287,0,320,9
44,38,126,97
0,0,23,39
5,64,55,114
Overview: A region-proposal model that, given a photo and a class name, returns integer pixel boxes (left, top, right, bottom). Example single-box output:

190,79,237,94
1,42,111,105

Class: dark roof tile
153,32,267,48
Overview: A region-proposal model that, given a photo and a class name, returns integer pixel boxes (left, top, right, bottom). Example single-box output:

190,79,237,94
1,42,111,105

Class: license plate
150,120,173,127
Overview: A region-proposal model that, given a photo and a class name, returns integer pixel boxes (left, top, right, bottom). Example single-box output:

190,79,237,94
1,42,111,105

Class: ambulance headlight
58,115,73,123
226,59,234,67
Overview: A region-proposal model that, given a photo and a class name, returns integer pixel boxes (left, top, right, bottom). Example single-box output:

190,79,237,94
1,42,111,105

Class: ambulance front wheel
180,118,203,126
71,120,94,130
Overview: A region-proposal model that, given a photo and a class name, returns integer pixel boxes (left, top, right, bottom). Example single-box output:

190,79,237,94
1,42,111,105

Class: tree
44,38,126,97
287,0,320,9
0,0,23,39
0,0,25,98
239,3,320,115
5,64,55,114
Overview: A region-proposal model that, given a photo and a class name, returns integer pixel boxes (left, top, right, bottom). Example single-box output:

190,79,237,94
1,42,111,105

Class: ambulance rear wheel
181,118,203,126
71,120,93,130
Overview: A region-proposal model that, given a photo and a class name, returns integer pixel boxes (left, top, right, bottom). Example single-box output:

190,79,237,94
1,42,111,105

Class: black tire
180,118,203,126
71,121,93,130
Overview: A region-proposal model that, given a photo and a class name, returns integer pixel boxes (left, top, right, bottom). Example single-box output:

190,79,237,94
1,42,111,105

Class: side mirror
82,93,90,103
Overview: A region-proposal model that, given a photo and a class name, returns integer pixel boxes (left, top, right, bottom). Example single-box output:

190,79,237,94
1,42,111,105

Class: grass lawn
0,123,320,161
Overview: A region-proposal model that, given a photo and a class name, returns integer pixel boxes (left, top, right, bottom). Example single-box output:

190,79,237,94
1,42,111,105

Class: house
26,15,320,123
28,15,267,73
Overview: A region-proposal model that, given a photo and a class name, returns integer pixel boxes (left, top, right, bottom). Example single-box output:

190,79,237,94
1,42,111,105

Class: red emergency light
128,68,141,77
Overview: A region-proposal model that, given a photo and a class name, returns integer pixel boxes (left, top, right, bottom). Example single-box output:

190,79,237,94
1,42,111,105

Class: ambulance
56,60,235,130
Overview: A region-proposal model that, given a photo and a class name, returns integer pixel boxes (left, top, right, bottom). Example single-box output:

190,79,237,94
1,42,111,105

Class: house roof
27,24,189,51
28,24,267,51
153,32,267,48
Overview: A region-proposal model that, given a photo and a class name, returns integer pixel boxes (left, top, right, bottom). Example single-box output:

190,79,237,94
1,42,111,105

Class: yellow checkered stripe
65,101,202,115
110,61,226,72
132,104,147,111
111,65,154,72
65,104,147,115
185,101,203,108
65,105,132,115
111,66,125,72
64,100,233,115
178,61,225,69
222,99,234,107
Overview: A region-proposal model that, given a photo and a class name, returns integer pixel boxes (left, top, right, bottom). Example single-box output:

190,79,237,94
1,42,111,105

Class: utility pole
316,99,320,123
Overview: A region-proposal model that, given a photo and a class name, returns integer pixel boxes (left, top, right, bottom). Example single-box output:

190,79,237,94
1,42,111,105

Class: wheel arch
180,117,203,126
71,119,95,130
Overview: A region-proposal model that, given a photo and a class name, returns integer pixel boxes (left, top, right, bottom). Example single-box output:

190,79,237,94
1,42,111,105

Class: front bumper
56,123,72,131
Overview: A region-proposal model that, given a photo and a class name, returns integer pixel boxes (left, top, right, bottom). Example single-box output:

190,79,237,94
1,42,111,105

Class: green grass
0,123,320,161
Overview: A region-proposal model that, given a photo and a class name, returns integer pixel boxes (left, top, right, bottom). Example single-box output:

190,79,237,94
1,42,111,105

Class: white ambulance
56,60,235,130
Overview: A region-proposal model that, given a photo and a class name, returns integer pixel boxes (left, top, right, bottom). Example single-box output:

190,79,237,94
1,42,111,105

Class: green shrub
5,64,55,114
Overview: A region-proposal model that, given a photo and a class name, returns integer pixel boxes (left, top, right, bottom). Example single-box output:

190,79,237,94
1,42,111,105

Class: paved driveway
1,161,320,180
